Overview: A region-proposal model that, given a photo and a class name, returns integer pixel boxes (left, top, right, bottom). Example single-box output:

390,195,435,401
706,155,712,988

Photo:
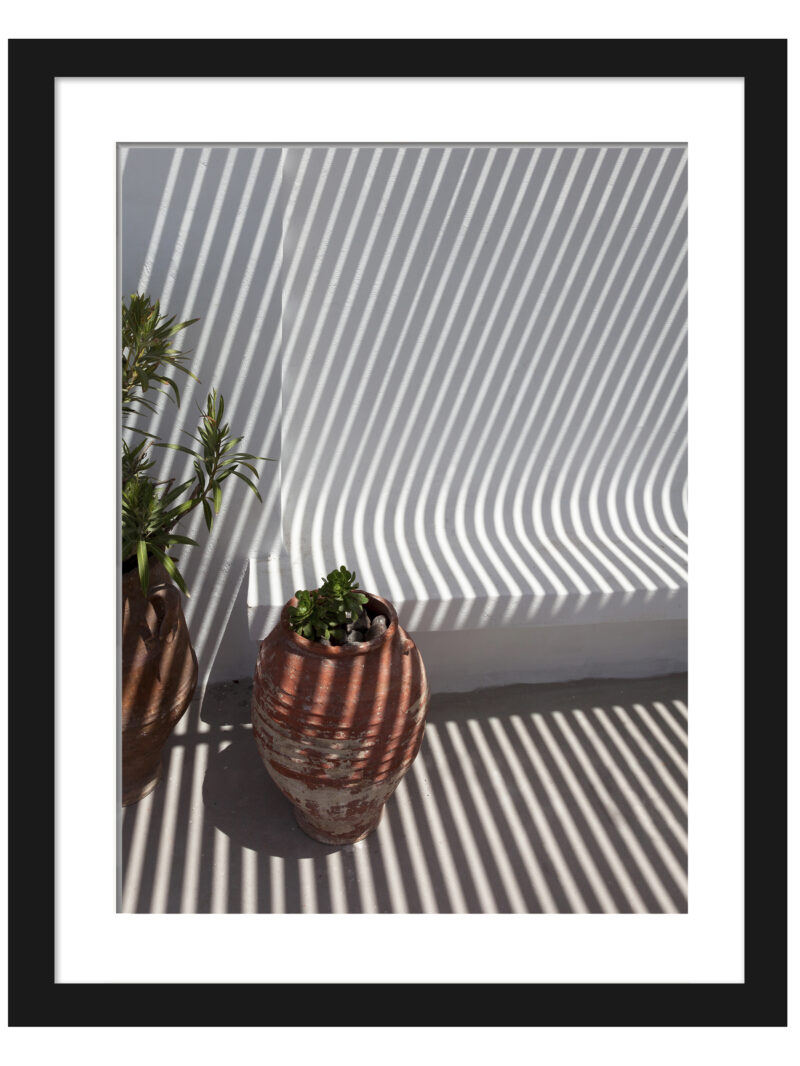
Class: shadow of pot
201,728,347,858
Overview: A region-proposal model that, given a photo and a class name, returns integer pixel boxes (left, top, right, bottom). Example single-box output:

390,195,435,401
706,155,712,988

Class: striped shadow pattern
121,674,687,913
278,145,688,631
121,144,687,680
121,146,286,684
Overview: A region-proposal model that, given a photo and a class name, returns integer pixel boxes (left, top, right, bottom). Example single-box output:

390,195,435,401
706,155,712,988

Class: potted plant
121,293,271,805
251,566,429,844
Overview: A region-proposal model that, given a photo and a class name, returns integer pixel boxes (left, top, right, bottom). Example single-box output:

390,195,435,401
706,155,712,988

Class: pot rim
122,556,171,588
279,591,398,657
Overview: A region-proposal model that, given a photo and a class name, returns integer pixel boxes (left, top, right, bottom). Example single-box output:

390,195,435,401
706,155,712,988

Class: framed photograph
8,38,786,1025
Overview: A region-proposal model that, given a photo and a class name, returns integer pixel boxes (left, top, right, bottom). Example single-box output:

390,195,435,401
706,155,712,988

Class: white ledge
246,552,686,639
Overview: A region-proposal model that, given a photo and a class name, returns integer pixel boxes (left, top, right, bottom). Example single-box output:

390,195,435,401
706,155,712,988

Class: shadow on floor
121,673,688,914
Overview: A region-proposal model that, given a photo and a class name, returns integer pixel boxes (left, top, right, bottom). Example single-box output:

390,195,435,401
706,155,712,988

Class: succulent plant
288,565,369,643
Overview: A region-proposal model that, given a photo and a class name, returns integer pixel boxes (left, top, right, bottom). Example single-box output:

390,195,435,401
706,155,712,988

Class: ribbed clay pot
251,593,429,845
121,558,198,805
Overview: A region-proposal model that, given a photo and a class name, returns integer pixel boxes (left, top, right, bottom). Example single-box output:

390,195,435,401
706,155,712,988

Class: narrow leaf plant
121,293,274,596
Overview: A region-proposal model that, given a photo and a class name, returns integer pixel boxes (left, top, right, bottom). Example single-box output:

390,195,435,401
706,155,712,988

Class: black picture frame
8,38,786,1026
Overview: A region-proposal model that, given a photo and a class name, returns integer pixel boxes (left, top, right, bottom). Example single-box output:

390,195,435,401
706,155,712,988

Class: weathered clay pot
251,593,429,845
121,558,198,805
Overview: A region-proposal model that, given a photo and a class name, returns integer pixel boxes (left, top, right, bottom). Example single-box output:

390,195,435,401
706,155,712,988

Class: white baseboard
412,618,687,694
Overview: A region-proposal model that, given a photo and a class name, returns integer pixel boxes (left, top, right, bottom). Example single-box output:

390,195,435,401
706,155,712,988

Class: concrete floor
120,673,688,914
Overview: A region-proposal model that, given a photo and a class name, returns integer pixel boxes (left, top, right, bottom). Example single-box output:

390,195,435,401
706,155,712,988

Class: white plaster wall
121,144,687,690
121,146,284,684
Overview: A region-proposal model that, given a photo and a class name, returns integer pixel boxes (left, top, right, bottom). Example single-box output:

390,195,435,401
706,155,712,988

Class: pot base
122,762,163,807
293,804,384,846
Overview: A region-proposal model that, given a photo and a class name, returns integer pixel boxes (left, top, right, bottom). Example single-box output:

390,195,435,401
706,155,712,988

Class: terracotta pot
251,593,429,845
121,559,198,805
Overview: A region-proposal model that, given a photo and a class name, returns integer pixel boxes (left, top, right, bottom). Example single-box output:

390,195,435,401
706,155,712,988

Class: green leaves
122,437,155,486
122,474,202,596
147,544,190,597
151,387,272,535
121,293,200,436
121,294,276,598
136,540,149,597
286,565,369,643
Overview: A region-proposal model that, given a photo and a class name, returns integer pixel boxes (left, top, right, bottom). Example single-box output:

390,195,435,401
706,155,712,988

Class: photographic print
120,142,688,915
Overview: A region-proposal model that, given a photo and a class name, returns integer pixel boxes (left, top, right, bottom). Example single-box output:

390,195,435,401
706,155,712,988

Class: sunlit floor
120,673,688,914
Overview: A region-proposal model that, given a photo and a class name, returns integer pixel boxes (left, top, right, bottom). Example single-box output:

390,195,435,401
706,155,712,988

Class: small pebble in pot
366,614,388,640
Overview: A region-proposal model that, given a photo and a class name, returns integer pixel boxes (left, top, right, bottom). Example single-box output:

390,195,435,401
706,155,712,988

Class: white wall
122,146,285,684
122,144,687,690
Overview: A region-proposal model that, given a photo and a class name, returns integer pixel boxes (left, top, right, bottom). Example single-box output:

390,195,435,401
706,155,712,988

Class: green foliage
287,565,369,642
122,475,199,597
121,293,274,597
122,292,199,435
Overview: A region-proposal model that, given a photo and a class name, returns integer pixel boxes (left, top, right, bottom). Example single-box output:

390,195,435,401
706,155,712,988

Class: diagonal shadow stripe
121,674,688,914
